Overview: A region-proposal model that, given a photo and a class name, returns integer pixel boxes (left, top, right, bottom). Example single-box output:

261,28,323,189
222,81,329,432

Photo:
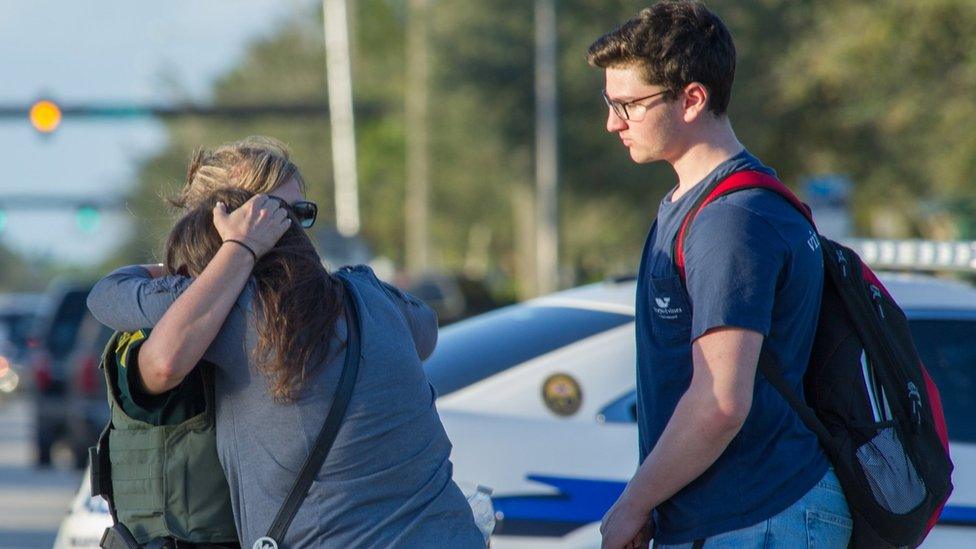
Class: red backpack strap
674,170,815,280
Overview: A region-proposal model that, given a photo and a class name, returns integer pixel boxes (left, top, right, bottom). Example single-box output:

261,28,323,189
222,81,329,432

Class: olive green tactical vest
98,332,238,545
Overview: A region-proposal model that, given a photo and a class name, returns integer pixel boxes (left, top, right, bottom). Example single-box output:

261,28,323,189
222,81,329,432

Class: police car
56,240,976,548
53,467,110,549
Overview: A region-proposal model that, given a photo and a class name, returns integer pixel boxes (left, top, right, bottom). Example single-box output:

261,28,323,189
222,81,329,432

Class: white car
57,268,976,548
428,270,976,548
52,466,111,549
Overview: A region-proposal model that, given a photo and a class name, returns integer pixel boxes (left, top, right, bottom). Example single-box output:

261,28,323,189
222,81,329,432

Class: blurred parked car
424,270,976,547
64,312,113,468
0,330,21,395
405,273,506,326
0,292,45,394
27,281,92,467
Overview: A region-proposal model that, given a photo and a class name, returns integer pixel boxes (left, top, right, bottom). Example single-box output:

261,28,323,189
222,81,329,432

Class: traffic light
29,100,62,134
0,209,6,233
76,205,100,233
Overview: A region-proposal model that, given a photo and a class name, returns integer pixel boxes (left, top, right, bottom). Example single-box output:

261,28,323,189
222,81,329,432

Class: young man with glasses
588,2,850,548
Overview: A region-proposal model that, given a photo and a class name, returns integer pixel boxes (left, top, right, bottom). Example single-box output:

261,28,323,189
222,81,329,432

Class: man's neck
668,118,743,201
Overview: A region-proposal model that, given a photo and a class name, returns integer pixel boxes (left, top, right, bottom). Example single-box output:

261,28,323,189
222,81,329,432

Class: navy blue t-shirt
635,150,829,543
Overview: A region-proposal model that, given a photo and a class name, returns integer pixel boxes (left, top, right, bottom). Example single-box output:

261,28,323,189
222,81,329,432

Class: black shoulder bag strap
261,278,362,547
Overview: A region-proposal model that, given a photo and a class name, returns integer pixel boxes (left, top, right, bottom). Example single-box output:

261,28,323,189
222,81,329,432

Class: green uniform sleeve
115,329,206,426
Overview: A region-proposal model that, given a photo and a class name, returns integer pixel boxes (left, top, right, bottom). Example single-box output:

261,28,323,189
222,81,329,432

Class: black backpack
675,170,953,548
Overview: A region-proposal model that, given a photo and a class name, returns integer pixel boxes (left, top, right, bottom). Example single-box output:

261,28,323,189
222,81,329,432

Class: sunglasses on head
270,196,318,228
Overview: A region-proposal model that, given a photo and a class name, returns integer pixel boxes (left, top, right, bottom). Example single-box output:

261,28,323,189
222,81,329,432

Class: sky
0,0,313,266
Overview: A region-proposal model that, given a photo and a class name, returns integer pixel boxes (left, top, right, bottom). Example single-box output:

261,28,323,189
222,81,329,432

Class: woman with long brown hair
88,148,483,546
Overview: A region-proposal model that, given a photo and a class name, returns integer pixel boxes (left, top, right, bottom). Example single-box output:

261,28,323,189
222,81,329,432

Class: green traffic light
0,209,6,233
76,205,100,233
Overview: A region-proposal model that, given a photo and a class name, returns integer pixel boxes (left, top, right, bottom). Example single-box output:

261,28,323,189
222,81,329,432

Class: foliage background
8,0,974,295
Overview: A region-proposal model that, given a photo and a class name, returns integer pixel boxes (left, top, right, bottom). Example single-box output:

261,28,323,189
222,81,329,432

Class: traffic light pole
0,103,346,120
0,195,122,210
0,195,123,234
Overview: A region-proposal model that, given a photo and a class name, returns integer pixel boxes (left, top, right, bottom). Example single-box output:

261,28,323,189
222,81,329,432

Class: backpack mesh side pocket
855,427,926,514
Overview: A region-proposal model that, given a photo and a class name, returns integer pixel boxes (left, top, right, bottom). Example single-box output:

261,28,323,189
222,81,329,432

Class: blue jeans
655,469,852,548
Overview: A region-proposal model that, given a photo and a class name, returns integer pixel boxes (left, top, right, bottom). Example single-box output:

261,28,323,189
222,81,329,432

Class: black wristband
223,239,258,262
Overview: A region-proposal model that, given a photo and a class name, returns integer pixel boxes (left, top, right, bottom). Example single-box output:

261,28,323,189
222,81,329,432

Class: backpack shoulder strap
673,170,815,280
669,170,835,448
669,170,832,446
757,347,833,445
264,277,362,545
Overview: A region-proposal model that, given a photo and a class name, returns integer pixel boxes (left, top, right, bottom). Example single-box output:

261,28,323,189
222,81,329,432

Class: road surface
0,395,81,548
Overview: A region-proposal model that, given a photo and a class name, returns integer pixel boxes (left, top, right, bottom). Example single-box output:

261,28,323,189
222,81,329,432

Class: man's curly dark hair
588,1,736,116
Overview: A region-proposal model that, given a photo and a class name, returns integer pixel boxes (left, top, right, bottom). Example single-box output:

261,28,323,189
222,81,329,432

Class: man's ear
681,82,710,122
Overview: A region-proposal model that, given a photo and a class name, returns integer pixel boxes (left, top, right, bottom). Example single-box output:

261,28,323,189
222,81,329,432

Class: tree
0,244,40,292
107,2,407,268
766,0,976,237
109,0,975,298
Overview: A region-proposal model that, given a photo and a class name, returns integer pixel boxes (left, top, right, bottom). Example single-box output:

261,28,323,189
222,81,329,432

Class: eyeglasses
602,89,669,122
270,197,318,228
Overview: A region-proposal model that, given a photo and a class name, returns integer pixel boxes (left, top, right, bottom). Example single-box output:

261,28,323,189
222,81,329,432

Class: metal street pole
405,0,430,275
535,0,559,294
323,0,361,236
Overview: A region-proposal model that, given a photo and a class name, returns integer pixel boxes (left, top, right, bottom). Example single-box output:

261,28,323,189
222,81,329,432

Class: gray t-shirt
88,265,483,548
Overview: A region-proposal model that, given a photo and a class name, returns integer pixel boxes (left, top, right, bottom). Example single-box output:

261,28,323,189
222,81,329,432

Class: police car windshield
909,319,976,444
424,305,632,396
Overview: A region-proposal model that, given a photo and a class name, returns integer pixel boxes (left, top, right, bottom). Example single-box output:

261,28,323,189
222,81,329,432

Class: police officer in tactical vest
92,329,239,549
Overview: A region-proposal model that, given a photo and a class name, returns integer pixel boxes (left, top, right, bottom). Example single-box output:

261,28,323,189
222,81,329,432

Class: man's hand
628,519,654,549
601,327,762,549
600,492,653,549
213,194,291,258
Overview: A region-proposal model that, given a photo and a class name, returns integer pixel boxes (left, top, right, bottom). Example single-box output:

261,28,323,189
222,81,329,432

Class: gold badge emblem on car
542,373,583,416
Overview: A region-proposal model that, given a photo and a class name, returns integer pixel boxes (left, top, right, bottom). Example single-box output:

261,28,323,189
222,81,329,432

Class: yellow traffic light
30,100,62,133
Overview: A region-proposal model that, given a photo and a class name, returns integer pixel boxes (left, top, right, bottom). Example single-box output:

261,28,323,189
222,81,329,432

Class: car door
904,313,976,546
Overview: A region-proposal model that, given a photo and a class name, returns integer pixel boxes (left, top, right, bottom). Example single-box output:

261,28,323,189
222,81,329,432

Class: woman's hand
213,194,291,258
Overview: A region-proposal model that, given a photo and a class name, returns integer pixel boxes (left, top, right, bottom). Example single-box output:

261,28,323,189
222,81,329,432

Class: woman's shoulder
337,265,411,296
335,264,385,291
336,264,376,278
335,265,428,313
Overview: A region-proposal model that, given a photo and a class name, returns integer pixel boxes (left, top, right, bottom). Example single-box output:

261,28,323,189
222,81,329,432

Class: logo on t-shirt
807,230,820,252
654,296,684,320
